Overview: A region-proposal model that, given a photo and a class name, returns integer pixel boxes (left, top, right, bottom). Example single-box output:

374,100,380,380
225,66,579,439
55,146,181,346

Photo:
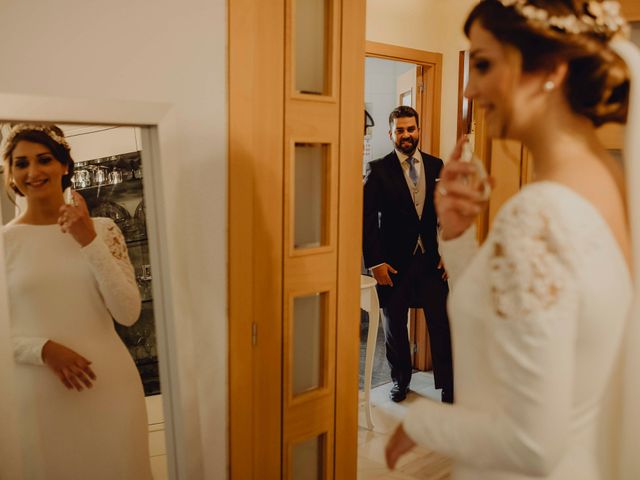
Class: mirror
0,122,168,480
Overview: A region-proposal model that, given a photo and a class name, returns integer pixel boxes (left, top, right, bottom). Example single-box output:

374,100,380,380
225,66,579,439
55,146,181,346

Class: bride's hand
435,137,492,240
42,340,96,391
385,424,416,470
58,191,97,247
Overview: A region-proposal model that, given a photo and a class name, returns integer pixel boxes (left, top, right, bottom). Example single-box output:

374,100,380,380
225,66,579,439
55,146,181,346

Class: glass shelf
74,177,143,194
77,151,158,397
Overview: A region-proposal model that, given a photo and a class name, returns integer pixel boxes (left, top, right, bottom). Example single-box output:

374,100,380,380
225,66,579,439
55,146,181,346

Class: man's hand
371,263,398,286
437,259,448,281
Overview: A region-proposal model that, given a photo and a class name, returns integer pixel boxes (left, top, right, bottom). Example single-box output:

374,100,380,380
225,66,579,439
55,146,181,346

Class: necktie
407,157,418,186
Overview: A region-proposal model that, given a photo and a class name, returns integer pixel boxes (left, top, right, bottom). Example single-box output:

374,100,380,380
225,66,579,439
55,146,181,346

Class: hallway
358,372,452,479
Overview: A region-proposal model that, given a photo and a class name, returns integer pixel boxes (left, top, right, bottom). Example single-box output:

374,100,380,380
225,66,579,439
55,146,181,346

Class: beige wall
367,0,477,158
0,0,226,478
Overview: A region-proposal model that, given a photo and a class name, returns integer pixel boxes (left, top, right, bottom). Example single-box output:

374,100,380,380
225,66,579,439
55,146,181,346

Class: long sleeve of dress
12,337,49,365
439,224,478,287
81,218,141,326
402,201,579,476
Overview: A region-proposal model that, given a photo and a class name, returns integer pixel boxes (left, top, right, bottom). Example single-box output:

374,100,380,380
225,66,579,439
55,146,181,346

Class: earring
543,80,555,92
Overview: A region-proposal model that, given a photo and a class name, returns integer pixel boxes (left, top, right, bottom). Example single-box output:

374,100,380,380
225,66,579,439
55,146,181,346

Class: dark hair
2,125,74,197
464,0,629,127
389,105,420,129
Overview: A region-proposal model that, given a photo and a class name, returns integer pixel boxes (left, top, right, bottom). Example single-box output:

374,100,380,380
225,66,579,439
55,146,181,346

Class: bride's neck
523,112,612,182
20,196,65,225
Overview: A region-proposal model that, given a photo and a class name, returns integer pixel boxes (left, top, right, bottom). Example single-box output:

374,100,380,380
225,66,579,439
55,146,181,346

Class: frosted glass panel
292,434,325,479
294,144,326,249
293,293,324,395
295,0,328,95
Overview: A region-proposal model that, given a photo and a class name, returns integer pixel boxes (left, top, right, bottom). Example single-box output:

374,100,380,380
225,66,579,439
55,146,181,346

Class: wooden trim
428,58,443,157
284,139,339,257
414,309,432,371
366,41,442,65
473,107,492,243
334,0,366,478
456,51,467,140
287,0,340,101
520,146,534,187
228,0,284,477
621,0,640,21
365,41,443,157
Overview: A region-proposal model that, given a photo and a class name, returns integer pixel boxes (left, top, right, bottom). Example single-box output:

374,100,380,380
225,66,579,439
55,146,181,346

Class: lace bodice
402,182,632,480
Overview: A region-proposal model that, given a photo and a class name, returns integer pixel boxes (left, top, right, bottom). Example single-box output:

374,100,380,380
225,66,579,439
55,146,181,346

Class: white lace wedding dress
403,182,632,480
3,218,152,480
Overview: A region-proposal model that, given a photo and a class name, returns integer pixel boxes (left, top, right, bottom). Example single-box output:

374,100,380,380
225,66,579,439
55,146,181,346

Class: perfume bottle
63,187,76,206
460,138,491,201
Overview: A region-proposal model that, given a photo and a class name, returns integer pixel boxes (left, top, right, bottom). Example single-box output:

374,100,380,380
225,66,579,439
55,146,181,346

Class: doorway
358,43,452,479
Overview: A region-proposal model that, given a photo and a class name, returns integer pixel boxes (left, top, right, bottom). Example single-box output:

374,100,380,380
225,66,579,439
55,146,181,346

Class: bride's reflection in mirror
0,123,165,479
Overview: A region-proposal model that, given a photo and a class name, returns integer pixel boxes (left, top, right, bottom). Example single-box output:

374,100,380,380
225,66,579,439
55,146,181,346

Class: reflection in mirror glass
0,123,167,479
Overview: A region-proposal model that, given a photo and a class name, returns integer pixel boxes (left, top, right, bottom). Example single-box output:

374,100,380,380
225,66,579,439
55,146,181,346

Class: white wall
0,1,227,478
364,58,415,163
367,0,478,159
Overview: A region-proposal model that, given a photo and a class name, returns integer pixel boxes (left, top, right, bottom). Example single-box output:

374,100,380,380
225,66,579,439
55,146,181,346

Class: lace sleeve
403,198,579,476
81,218,141,326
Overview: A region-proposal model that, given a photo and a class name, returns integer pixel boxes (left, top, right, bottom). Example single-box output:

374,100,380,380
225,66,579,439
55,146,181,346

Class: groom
362,106,453,403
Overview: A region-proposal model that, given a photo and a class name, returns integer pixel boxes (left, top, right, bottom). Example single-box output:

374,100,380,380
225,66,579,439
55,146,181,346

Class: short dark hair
389,106,420,129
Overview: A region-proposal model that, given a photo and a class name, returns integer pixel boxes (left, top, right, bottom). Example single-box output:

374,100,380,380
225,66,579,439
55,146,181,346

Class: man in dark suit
362,106,453,403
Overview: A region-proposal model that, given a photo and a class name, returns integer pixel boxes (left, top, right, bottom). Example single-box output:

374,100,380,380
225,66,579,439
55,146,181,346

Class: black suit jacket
362,150,443,275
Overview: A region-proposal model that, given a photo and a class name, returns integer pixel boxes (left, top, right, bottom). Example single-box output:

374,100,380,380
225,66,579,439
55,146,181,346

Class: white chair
360,274,380,430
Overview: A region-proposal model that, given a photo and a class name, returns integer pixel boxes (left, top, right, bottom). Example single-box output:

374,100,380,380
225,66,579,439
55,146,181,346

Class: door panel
229,0,365,477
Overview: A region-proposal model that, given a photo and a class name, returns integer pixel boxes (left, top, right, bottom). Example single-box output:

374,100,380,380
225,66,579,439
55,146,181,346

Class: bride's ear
543,61,569,92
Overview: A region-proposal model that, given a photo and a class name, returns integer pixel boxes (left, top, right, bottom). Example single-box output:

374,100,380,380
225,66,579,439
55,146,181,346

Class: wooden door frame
365,41,443,371
365,41,443,157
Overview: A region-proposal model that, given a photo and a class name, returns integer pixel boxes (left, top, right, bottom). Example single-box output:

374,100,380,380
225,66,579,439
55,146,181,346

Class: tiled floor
358,372,452,479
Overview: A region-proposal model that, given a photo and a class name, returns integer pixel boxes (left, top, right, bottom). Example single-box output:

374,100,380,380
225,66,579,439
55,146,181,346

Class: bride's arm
81,218,141,326
401,202,579,476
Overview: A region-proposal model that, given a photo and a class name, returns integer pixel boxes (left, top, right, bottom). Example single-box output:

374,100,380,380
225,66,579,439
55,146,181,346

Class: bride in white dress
386,1,638,479
1,124,152,479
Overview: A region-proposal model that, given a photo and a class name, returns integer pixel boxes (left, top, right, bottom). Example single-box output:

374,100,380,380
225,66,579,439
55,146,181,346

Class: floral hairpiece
2,123,70,155
497,0,628,37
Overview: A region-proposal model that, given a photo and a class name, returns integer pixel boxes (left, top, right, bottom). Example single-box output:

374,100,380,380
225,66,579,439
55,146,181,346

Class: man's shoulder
369,151,397,168
419,150,444,164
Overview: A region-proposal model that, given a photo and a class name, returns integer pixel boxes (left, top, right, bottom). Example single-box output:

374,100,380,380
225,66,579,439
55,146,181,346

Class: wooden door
228,0,365,478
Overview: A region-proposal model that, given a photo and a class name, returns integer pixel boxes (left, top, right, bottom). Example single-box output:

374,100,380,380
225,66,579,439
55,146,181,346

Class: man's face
389,116,420,155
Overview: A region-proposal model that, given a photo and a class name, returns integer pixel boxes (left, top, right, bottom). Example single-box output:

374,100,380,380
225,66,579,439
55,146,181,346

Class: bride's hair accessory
3,123,70,152
496,0,628,37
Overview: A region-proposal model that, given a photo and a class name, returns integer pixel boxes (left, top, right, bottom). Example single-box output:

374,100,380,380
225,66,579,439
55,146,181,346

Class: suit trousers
380,252,453,401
